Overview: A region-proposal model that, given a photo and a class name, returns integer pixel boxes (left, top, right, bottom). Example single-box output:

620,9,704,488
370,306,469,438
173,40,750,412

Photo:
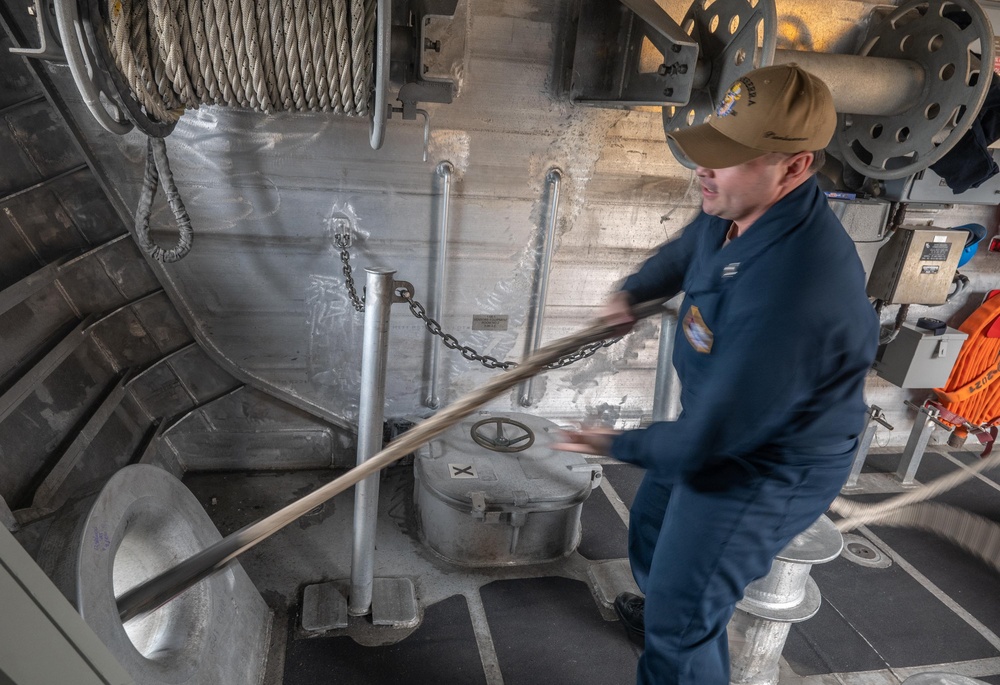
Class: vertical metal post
844,405,893,488
520,168,562,407
349,267,396,616
426,161,454,409
651,309,681,422
896,404,942,485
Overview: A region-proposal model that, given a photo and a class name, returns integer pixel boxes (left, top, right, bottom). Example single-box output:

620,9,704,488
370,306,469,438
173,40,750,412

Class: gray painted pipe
651,309,681,422
426,161,454,409
694,50,926,117
520,168,563,407
772,49,925,116
348,267,396,616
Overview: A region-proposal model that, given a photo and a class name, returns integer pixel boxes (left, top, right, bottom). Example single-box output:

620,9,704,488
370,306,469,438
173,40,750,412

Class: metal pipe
114,297,668,625
651,308,681,422
426,161,454,409
772,49,925,116
520,168,563,407
349,267,396,616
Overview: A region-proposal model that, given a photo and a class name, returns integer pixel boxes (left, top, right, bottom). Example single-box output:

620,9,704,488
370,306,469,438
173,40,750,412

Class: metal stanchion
349,268,399,616
843,405,893,489
651,308,681,422
897,402,950,486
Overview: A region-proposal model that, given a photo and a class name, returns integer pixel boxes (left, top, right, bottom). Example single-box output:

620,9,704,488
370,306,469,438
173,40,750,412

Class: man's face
695,154,795,231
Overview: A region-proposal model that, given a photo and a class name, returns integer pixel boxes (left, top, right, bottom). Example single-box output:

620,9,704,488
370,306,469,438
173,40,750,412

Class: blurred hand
551,426,621,456
601,291,636,336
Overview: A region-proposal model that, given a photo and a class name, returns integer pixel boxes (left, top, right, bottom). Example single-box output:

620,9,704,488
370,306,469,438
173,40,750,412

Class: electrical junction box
413,411,600,567
866,226,965,305
827,197,891,286
874,322,968,388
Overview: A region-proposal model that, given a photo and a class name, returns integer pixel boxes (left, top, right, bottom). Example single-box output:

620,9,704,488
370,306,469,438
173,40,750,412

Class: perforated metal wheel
470,417,535,453
836,0,995,180
662,0,777,166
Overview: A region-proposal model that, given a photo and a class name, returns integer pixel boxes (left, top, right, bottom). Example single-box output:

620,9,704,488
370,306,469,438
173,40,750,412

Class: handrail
115,297,669,624
519,168,563,406
426,161,455,409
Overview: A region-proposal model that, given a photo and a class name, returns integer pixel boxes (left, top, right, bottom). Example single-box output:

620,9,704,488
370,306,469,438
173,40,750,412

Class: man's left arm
609,310,819,478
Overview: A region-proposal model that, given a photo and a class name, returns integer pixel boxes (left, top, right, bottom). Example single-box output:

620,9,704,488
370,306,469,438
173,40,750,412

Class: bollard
729,516,843,685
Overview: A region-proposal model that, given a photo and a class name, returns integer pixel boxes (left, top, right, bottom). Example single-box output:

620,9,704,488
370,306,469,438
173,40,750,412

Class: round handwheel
836,0,995,180
470,417,535,453
662,0,777,165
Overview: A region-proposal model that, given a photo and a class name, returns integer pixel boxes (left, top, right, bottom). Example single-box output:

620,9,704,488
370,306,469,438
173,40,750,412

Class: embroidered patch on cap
683,305,714,353
716,82,743,117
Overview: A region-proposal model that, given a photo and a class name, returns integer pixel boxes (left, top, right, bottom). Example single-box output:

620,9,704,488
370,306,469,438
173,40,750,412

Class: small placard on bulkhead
472,314,509,331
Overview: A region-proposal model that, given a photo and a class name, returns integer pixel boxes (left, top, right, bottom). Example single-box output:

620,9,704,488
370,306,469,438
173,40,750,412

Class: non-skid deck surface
187,449,1000,685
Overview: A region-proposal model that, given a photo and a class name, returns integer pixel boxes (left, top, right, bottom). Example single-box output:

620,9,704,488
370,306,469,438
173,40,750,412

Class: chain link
337,243,622,371
336,234,365,312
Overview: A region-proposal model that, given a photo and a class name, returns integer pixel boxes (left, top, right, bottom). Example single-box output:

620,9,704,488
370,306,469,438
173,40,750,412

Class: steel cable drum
79,0,380,138
662,0,995,181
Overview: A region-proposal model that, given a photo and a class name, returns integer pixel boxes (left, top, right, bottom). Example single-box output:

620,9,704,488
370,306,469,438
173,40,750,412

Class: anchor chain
334,237,623,371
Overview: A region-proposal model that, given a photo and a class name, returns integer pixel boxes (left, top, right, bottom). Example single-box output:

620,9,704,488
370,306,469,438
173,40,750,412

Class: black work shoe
613,592,645,645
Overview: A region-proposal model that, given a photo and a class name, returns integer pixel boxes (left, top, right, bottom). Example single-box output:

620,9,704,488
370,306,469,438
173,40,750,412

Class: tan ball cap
666,64,837,170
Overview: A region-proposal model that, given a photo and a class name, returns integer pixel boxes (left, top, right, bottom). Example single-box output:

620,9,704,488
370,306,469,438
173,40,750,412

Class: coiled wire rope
103,0,377,262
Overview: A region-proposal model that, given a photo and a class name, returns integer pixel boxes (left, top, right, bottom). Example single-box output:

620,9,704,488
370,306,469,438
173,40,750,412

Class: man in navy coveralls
554,64,879,684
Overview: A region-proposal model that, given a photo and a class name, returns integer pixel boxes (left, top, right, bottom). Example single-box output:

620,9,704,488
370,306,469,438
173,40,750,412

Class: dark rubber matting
601,463,645,509
480,576,640,685
783,593,887,675
283,594,486,684
784,450,1000,673
806,554,995,668
578,483,628,560
861,451,1000,645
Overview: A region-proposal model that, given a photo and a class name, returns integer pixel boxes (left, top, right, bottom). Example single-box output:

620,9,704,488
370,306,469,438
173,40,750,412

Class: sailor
554,64,879,684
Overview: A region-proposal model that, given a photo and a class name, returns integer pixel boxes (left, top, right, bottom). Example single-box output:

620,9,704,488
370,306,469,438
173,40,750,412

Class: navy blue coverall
612,178,879,684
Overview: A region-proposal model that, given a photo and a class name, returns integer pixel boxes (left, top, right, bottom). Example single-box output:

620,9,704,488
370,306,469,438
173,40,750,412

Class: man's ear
783,151,813,183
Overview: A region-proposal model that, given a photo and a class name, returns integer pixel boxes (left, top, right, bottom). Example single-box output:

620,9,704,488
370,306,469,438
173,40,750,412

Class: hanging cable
879,303,910,345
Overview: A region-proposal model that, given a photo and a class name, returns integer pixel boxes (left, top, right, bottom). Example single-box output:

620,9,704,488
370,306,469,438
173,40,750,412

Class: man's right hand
602,291,636,336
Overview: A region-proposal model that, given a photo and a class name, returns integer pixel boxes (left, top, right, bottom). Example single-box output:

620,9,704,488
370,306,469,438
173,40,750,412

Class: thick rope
832,447,1000,573
106,0,375,120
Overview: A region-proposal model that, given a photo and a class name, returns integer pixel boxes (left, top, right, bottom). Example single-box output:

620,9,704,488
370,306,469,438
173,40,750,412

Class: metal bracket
393,280,414,304
376,0,458,150
388,105,431,161
8,0,64,61
571,0,698,107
